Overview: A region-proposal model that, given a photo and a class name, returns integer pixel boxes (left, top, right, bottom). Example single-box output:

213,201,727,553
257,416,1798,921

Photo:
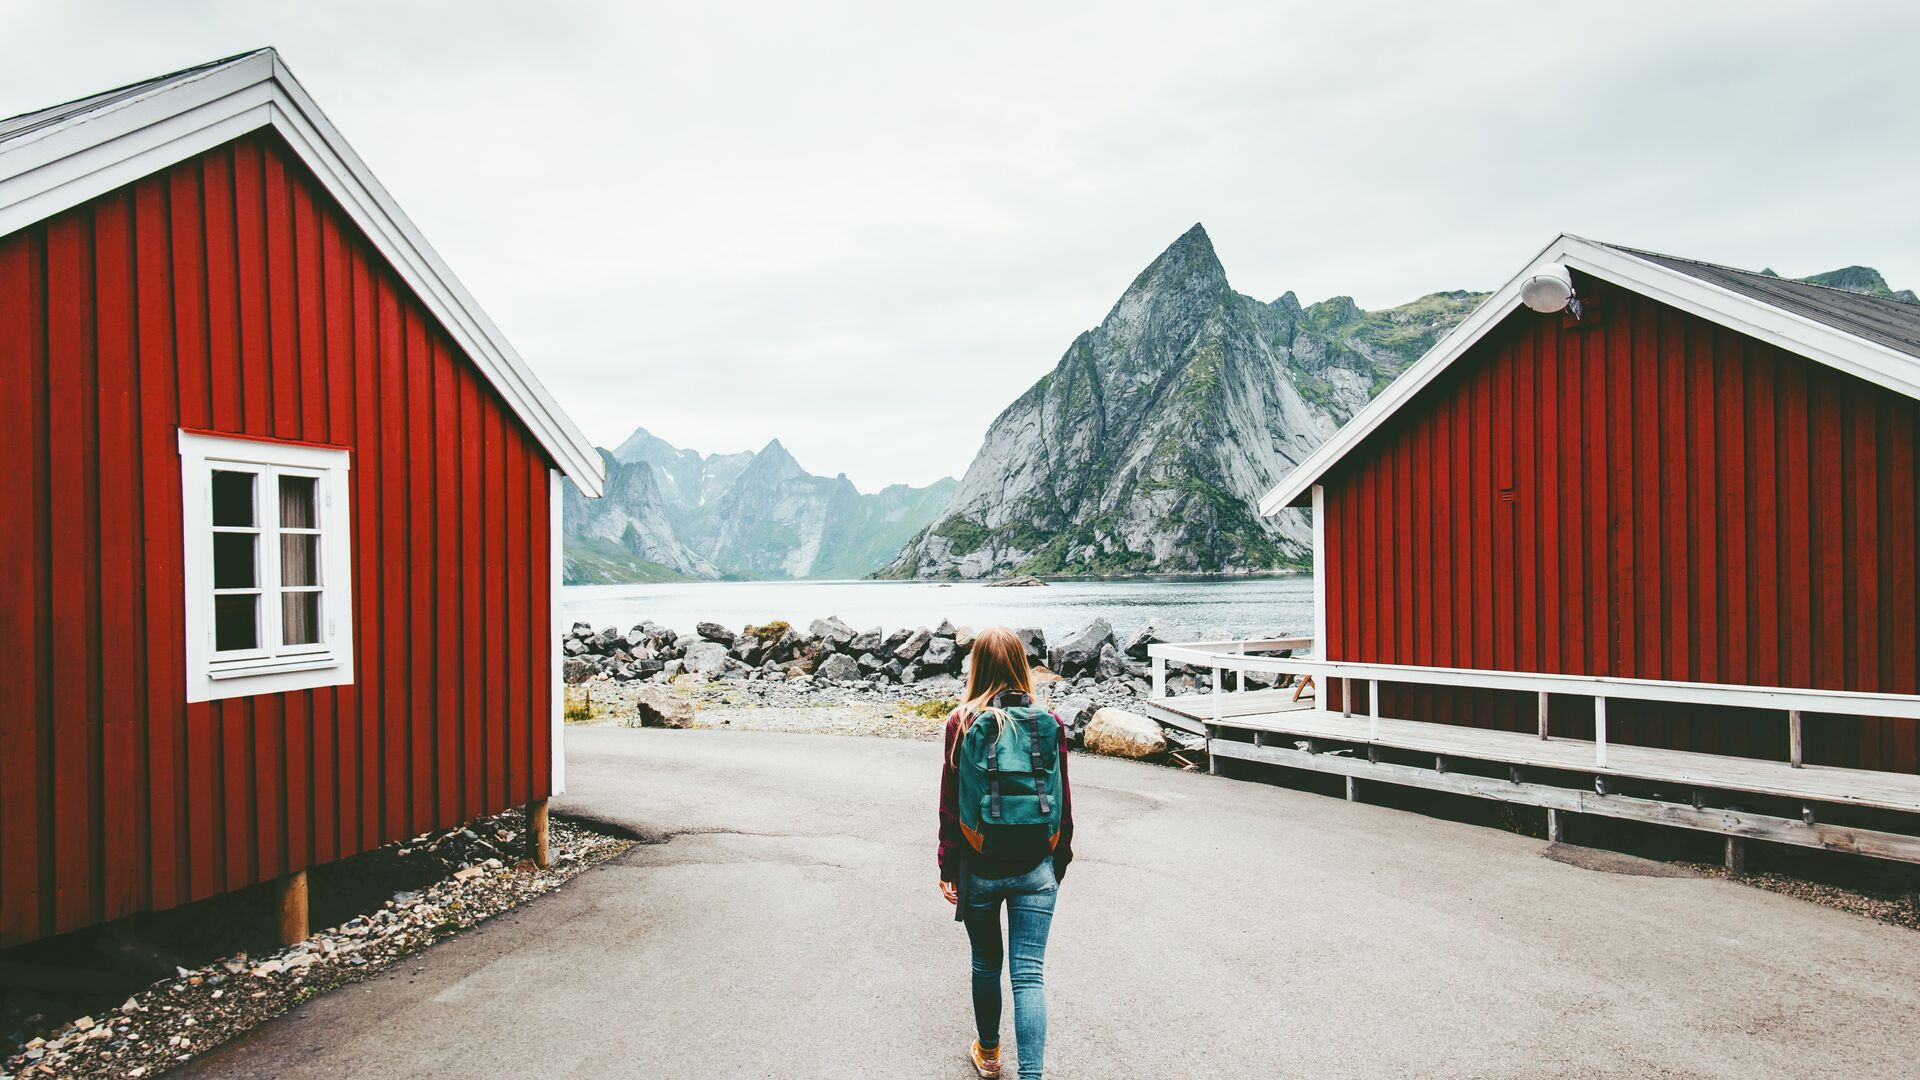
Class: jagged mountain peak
878,229,1488,580
1123,222,1227,297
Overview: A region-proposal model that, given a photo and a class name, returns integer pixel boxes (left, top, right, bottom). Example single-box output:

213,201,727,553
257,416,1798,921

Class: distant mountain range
562,429,956,583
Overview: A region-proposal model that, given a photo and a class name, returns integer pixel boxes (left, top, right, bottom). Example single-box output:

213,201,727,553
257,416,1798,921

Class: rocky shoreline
562,614,1297,762
563,614,1294,702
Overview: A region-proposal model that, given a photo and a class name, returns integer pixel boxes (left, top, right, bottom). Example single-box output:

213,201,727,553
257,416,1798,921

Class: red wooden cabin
1148,235,1920,865
0,50,605,946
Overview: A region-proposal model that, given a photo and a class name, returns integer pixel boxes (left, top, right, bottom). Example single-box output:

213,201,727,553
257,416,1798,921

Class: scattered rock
629,686,695,728
695,621,737,646
893,627,933,663
1014,627,1047,663
1123,619,1172,659
849,626,884,654
1083,707,1168,759
809,616,857,652
922,636,958,672
681,640,732,678
815,653,862,683
562,656,600,684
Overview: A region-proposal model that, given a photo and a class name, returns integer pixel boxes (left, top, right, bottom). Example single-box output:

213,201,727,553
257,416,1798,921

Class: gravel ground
0,811,632,1080
1683,863,1920,932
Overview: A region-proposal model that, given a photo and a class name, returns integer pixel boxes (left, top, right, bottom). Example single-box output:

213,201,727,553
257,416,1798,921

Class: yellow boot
970,1038,1002,1079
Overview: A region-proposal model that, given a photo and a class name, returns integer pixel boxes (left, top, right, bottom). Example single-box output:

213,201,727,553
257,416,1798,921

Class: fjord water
563,575,1314,644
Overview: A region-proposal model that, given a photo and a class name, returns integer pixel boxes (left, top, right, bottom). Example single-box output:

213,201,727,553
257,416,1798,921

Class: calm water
563,575,1314,643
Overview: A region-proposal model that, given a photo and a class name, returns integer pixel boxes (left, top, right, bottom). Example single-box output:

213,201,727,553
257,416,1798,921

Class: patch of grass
563,688,602,724
904,698,958,719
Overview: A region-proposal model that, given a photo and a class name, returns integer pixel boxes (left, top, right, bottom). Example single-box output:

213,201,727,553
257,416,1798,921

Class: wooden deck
1143,689,1920,816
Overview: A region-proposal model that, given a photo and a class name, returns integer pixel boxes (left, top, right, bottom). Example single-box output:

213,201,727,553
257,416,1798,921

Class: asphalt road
184,726,1920,1079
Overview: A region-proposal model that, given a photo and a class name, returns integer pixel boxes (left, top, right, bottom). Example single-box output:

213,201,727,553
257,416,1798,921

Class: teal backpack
955,692,1065,867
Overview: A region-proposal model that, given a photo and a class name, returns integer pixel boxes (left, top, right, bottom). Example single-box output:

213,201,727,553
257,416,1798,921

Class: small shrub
744,620,791,643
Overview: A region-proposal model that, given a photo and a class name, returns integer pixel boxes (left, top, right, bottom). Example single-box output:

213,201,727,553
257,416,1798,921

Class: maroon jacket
938,709,1074,886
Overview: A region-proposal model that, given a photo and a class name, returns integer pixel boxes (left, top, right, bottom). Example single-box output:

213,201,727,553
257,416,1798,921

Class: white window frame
179,430,355,702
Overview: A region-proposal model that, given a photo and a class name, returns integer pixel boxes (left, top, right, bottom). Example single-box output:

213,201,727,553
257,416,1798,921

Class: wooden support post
1151,656,1166,699
1725,836,1747,878
1341,677,1352,719
1252,731,1266,748
1368,679,1380,740
530,798,551,870
1434,754,1447,775
1801,806,1817,826
276,870,309,946
1345,776,1359,802
1593,696,1608,768
1538,691,1550,740
1546,808,1564,843
1788,710,1803,768
1212,667,1223,723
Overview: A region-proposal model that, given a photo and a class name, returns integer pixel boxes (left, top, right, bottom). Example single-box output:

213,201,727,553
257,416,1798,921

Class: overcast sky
8,2,1919,490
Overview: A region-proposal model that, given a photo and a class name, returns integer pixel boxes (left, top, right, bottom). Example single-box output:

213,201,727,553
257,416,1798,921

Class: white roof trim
0,49,606,497
1260,233,1920,513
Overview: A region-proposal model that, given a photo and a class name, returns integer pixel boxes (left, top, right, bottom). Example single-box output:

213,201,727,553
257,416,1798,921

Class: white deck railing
1147,639,1920,770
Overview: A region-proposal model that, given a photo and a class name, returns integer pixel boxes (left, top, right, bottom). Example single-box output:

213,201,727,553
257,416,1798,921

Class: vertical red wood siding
0,129,556,946
1322,276,1920,774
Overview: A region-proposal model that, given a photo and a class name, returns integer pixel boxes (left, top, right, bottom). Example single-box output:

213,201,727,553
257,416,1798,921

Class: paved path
185,726,1920,1079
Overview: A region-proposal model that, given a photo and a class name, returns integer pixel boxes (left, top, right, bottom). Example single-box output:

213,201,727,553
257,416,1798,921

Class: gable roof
1259,234,1920,512
0,49,605,496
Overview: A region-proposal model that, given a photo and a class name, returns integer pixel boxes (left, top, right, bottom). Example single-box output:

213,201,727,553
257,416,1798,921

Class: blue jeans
963,860,1058,1080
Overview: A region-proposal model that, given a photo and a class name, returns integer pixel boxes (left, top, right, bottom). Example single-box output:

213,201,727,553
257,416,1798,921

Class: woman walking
938,627,1074,1079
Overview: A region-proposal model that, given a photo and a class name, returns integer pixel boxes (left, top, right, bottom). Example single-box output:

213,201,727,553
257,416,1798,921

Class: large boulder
809,616,857,652
563,637,587,657
953,625,977,653
1083,707,1167,759
629,687,694,729
933,618,957,638
562,656,600,684
881,628,914,656
681,640,731,678
594,626,628,652
816,652,861,683
696,621,736,647
1096,643,1124,680
893,627,933,663
1013,628,1046,663
922,635,959,673
730,636,763,665
849,626,884,654
1057,619,1115,675
1123,620,1171,660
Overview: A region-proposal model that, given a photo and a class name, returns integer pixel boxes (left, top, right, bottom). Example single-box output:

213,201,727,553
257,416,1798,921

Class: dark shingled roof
0,50,266,148
1600,242,1920,363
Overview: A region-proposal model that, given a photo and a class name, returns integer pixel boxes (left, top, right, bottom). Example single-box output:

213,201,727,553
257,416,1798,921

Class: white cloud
7,1,1918,488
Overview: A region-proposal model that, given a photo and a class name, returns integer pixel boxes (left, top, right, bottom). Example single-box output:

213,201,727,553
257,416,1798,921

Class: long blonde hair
951,627,1038,763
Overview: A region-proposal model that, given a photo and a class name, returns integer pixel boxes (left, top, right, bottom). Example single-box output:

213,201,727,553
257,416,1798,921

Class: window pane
212,470,254,527
281,533,319,587
213,533,256,589
215,594,258,651
280,475,317,530
282,591,321,646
